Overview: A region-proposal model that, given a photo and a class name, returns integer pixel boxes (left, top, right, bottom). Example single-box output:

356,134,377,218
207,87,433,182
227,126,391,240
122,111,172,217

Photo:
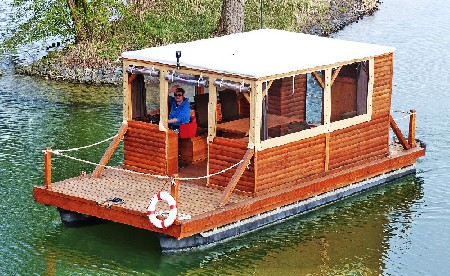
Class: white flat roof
122,29,395,79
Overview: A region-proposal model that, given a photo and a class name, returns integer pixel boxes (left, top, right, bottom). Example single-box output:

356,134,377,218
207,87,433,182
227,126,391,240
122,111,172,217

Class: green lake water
1,0,449,275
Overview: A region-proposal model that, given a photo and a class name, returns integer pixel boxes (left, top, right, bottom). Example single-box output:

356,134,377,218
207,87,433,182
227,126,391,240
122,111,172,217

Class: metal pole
260,0,263,29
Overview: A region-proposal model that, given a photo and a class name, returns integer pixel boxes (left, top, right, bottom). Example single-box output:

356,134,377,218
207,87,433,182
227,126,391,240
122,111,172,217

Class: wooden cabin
34,29,425,252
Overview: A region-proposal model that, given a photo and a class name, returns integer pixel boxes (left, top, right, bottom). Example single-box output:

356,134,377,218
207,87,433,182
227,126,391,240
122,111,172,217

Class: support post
171,174,179,206
44,147,52,190
93,123,128,177
325,133,330,172
171,174,179,222
389,115,410,150
218,148,254,207
408,109,416,148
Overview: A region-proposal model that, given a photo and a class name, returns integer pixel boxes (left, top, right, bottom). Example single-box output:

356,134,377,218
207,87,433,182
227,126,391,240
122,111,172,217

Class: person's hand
169,85,180,94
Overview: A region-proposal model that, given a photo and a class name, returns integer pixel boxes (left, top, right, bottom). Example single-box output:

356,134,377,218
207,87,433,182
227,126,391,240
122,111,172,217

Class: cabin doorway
177,85,209,185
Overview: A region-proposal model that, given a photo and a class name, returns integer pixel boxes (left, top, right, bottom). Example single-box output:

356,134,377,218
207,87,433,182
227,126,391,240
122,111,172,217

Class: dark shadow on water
33,175,423,275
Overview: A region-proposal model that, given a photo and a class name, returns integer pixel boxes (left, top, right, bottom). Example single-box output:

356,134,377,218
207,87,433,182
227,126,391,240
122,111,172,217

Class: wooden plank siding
123,120,178,175
209,137,256,195
255,134,326,195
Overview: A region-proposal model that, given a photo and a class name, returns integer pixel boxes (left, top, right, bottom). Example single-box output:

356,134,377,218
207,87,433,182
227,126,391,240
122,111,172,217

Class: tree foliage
1,0,351,67
1,0,126,52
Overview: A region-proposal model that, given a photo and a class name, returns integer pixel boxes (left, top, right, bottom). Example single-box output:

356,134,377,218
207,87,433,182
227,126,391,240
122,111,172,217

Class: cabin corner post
159,68,169,132
249,80,263,150
207,83,218,187
44,147,52,190
323,68,332,126
208,84,218,143
409,109,416,147
323,69,332,171
367,57,375,117
122,60,131,122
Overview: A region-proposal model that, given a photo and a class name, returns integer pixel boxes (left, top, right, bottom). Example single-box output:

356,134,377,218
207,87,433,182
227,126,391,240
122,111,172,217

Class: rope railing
391,109,416,121
53,134,118,153
392,109,416,114
44,148,247,182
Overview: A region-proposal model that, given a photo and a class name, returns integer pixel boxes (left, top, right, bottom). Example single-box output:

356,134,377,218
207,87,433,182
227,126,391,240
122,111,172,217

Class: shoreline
14,0,379,85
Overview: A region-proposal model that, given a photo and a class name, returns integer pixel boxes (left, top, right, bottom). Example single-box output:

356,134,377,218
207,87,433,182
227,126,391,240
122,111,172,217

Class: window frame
258,57,374,151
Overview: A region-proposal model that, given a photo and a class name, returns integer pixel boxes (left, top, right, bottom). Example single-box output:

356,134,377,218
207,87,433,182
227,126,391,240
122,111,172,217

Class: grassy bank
17,0,378,84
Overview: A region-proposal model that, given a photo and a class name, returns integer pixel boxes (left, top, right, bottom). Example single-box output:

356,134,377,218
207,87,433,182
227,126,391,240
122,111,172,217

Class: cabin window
259,58,373,150
261,72,323,140
215,88,250,140
145,77,160,124
129,70,200,125
306,72,324,125
130,74,147,120
330,60,369,123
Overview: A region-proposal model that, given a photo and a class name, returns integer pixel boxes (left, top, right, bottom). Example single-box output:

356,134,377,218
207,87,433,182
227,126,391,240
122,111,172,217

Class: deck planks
47,166,250,218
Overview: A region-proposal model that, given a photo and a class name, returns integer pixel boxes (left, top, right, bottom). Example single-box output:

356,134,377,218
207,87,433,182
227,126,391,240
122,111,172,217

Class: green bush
4,0,365,68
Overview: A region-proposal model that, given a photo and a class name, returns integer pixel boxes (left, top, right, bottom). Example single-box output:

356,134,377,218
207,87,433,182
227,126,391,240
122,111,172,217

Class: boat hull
159,164,416,253
58,207,107,227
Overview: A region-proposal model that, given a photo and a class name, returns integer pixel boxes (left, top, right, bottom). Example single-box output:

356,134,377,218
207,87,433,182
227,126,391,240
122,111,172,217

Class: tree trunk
216,0,245,36
66,0,88,43
128,0,154,20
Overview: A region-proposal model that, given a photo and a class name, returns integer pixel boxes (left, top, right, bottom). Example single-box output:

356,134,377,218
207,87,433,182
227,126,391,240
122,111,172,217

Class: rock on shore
15,0,379,85
15,60,123,85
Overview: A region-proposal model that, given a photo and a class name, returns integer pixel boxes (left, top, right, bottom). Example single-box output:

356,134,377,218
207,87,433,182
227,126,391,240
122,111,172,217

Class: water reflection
33,176,422,275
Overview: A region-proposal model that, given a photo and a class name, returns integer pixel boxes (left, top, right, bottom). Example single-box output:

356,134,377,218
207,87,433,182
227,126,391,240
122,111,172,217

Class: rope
391,109,416,121
392,109,415,114
392,114,411,121
50,150,170,179
46,149,247,181
54,134,118,153
176,159,245,181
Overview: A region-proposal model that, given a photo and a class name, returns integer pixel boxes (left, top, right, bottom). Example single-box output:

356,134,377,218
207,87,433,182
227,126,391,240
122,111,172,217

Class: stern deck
34,144,424,240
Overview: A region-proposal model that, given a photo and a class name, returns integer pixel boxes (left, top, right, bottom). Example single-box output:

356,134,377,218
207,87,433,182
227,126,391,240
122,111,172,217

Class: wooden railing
93,123,129,177
42,123,129,190
389,109,416,150
218,148,254,207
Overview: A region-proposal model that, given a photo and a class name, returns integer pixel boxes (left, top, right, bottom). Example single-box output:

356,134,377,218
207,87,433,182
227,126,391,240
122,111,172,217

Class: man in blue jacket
168,85,191,132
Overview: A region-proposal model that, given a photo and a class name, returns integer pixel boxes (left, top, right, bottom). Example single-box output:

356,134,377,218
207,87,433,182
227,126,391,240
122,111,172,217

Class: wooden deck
34,144,424,240
46,168,248,217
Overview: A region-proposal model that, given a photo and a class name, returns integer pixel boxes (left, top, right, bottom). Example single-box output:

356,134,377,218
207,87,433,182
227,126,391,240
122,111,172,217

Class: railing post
171,174,179,207
44,147,52,190
408,109,416,148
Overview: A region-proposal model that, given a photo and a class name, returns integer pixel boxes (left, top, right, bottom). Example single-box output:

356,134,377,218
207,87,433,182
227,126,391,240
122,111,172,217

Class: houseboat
33,29,425,252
